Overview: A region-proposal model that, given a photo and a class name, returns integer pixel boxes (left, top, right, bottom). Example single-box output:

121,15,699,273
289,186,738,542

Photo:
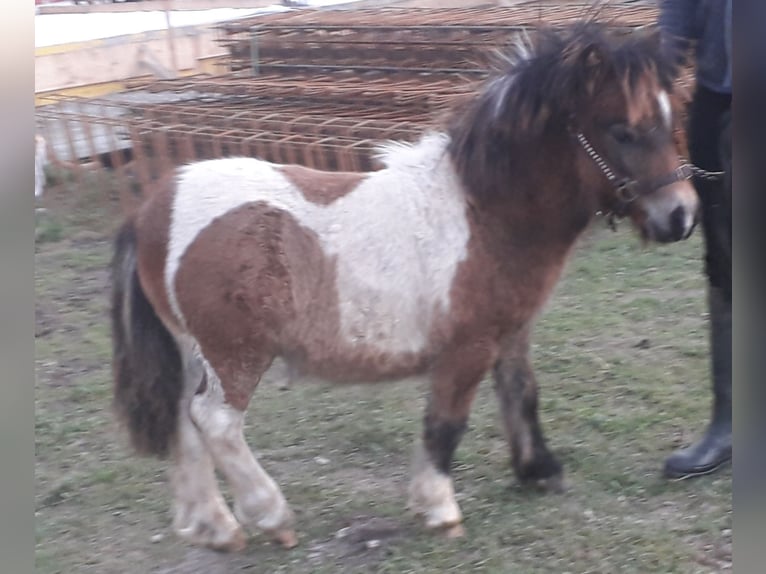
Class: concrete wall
35,25,229,103
37,0,277,15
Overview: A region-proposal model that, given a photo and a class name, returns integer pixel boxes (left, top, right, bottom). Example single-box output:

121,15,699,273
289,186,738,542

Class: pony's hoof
175,516,248,552
532,473,567,493
271,528,298,548
210,529,248,552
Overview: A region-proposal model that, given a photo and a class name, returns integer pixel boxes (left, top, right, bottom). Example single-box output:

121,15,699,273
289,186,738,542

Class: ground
35,182,731,573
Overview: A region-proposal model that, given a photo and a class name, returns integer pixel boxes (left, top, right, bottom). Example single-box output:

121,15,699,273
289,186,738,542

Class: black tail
111,220,182,458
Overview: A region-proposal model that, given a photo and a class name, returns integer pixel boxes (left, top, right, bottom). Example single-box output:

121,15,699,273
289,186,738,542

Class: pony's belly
286,366,428,388
282,341,434,386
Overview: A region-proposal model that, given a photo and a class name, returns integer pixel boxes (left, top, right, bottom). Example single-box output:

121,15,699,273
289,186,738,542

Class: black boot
664,286,732,479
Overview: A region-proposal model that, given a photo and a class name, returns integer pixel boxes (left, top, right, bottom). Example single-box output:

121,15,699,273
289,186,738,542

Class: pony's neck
468,133,596,253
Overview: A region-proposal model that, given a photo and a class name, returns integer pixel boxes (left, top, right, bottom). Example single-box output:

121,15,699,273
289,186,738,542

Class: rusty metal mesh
214,3,660,73
37,3,691,213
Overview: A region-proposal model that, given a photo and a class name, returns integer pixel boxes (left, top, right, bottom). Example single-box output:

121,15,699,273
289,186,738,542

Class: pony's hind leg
409,345,494,536
172,402,246,551
171,345,246,551
190,361,296,548
493,330,563,491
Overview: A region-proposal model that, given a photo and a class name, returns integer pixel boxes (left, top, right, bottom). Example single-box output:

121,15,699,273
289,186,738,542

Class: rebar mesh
36,3,691,214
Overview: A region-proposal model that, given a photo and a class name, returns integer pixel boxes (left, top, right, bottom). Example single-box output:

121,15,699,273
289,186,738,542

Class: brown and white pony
111,23,699,551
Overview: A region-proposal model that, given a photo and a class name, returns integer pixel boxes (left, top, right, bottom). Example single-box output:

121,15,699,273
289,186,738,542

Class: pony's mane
447,21,679,198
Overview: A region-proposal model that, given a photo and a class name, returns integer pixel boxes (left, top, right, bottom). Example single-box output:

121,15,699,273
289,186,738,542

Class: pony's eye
609,124,638,145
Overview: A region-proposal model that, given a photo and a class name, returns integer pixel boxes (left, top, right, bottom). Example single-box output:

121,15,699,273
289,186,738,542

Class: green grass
35,197,731,573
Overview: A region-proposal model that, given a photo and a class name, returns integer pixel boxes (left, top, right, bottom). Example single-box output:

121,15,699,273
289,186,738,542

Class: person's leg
664,284,732,478
664,86,732,479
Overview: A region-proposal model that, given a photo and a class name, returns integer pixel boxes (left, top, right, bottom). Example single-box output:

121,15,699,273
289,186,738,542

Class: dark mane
447,21,679,198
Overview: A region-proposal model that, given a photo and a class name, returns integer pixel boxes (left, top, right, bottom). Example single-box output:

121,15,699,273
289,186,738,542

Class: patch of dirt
154,517,409,574
304,515,410,571
70,229,111,247
693,539,732,573
155,547,255,574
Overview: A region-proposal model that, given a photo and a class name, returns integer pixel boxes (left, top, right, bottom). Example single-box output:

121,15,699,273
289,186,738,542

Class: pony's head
448,22,699,243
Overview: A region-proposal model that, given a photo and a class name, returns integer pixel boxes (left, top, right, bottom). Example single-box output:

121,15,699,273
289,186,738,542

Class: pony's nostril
669,205,687,241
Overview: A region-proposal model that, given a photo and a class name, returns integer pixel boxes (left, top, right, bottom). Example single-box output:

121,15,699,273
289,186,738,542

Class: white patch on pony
407,442,462,528
166,133,471,356
657,90,672,129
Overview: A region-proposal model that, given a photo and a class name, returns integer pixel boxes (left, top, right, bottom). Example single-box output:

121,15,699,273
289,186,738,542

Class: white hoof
233,491,294,535
173,504,247,552
408,469,463,530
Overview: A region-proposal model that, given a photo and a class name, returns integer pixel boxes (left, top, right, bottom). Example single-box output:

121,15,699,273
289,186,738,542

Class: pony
110,22,699,551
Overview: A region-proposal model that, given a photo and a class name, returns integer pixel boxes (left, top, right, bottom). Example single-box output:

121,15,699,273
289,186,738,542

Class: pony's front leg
493,330,563,491
409,345,493,536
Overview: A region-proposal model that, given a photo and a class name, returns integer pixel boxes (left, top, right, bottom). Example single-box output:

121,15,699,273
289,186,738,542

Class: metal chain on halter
575,131,641,210
687,164,726,180
575,132,619,184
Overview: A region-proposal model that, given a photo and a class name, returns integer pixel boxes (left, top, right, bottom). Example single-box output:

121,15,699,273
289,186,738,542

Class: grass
35,191,731,573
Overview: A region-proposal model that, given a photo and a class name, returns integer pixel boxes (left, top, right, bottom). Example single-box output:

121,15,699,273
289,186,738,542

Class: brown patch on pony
174,202,296,409
173,202,436,409
279,165,367,205
135,173,182,334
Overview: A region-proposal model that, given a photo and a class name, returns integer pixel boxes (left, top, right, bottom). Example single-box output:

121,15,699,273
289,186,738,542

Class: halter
573,130,724,229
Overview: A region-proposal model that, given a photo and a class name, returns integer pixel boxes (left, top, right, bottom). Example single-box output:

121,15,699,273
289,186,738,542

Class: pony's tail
111,220,182,459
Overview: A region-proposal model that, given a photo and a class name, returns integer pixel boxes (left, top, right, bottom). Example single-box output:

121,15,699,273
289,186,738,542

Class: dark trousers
688,85,732,301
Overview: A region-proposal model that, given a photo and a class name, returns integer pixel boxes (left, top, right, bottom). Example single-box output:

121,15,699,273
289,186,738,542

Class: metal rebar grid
38,3,694,215
217,4,659,32
215,3,659,73
127,73,477,118
35,72,449,209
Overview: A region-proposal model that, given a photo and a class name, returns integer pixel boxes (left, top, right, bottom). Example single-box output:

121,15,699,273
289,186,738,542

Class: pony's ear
644,26,662,48
642,26,682,90
640,26,666,66
579,42,607,95
581,43,604,70
561,40,606,101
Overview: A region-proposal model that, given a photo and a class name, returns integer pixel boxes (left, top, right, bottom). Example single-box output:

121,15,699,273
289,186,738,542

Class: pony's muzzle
642,180,699,243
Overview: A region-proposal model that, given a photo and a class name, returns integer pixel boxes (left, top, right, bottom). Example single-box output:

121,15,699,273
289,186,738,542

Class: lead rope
688,164,726,180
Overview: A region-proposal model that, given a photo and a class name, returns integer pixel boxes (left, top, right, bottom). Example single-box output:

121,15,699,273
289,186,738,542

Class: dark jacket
659,0,732,94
